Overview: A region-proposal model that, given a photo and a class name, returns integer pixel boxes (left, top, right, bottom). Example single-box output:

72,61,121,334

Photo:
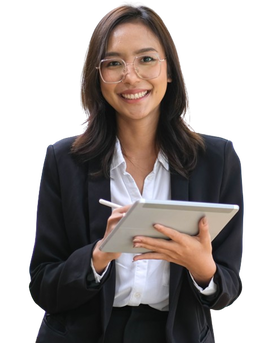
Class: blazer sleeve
29,144,113,314
188,139,243,310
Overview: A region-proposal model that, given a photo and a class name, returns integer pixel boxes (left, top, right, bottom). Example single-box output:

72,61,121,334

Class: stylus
99,199,122,209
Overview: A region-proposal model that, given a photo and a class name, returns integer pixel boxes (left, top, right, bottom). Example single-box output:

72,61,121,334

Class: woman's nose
122,63,140,82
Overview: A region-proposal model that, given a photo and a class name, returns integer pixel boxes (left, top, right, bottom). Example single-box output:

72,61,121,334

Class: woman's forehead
106,22,164,56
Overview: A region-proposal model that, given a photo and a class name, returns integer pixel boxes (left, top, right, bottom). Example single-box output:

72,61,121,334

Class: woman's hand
133,217,216,288
92,205,131,274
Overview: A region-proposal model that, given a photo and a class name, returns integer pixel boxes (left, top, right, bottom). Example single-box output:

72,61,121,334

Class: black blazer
29,134,243,343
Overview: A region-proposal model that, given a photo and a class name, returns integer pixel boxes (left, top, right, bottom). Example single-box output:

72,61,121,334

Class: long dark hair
72,5,205,178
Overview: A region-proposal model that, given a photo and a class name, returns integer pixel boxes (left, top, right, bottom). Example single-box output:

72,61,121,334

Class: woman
29,5,243,343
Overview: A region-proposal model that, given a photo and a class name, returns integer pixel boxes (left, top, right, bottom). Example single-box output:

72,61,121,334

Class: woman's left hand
133,217,216,288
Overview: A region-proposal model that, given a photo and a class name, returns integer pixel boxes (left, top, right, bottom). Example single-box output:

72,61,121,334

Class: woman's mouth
121,91,148,100
121,91,147,100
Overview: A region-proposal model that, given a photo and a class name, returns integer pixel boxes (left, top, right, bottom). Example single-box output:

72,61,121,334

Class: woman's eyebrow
104,47,158,58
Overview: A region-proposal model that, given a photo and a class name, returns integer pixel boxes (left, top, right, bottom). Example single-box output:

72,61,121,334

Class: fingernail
133,237,141,243
202,217,208,225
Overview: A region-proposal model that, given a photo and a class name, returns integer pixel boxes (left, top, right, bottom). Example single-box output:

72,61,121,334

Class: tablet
99,199,239,253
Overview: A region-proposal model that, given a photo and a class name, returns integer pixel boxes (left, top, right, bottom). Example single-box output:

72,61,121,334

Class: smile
121,91,148,100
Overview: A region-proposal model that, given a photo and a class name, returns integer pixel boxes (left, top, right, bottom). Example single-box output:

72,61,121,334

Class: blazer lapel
170,170,189,201
87,169,116,332
169,171,189,312
87,164,111,241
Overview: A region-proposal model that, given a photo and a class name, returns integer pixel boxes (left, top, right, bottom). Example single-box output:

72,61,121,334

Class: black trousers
104,305,168,343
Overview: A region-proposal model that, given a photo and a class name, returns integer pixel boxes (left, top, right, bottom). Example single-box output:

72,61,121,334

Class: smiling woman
29,5,243,343
73,1,204,177
99,22,169,132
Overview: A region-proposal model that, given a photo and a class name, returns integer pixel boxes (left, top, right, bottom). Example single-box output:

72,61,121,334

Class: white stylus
99,199,122,209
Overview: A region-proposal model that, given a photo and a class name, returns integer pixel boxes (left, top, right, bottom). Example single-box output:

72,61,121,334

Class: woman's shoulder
198,133,240,164
51,136,78,154
199,133,235,154
200,133,229,146
45,136,80,168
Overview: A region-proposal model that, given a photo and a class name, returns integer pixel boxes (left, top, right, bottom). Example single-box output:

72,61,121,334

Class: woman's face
99,22,171,125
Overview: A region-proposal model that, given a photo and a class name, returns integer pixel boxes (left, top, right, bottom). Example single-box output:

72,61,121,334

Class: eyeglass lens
100,53,162,83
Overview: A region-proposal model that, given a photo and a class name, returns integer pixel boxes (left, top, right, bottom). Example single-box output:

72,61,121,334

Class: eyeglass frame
96,53,167,84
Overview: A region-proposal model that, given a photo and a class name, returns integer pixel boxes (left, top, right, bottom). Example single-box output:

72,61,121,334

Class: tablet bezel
99,199,239,253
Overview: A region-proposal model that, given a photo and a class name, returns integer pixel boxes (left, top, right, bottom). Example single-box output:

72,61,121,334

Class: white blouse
92,139,216,311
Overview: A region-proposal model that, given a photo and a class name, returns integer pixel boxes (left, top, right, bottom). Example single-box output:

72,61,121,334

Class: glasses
96,52,166,84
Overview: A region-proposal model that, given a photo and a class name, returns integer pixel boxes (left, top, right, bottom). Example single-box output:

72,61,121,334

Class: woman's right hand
92,204,131,274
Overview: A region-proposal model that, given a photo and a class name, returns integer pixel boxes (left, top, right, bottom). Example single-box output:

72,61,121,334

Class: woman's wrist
92,241,111,274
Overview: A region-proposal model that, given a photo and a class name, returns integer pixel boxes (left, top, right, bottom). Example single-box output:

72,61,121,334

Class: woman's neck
116,114,158,157
117,125,157,159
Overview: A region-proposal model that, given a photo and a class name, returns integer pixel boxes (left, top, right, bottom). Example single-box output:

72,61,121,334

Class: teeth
122,91,147,99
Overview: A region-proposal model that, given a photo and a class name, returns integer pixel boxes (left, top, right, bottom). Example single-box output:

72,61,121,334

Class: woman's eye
142,56,154,63
138,55,158,65
105,60,123,68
